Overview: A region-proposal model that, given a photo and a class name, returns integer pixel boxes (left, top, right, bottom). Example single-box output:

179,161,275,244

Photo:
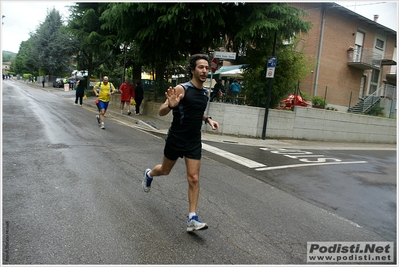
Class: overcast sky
1,1,398,54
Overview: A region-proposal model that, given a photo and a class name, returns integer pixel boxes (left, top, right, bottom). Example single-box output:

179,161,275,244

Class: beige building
2,62,11,74
290,2,396,115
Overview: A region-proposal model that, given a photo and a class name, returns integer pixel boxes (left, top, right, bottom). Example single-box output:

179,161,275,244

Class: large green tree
243,38,314,108
35,8,77,76
101,3,227,97
68,2,119,88
13,39,36,75
221,3,313,107
13,8,76,78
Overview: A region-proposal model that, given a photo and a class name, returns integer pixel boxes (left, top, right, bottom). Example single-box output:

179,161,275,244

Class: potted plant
311,96,327,109
347,46,354,60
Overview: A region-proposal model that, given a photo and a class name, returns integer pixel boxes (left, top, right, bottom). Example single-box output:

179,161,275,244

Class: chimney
374,14,379,22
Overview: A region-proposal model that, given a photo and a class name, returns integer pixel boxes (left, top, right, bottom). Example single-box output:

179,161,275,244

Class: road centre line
255,161,367,171
201,143,266,168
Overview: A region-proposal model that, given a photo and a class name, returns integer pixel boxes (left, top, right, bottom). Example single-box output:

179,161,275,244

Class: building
2,61,11,74
290,2,396,116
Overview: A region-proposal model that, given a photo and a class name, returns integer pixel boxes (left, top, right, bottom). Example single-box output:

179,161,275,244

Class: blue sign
267,56,277,68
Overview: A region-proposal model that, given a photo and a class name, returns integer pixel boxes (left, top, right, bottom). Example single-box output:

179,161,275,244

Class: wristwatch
204,116,212,124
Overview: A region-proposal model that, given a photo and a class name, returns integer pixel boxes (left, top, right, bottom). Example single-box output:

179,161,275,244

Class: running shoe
187,216,208,232
96,115,100,124
100,123,105,129
142,168,153,193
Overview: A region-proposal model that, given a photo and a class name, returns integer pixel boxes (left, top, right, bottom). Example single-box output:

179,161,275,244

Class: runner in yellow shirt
93,76,116,129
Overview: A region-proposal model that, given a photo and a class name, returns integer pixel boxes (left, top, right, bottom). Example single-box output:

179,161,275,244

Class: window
375,39,384,50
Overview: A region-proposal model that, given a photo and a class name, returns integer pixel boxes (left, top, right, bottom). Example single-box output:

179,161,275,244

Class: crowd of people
3,74,12,80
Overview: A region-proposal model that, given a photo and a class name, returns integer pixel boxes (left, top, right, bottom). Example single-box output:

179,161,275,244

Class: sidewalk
83,93,397,150
29,81,398,150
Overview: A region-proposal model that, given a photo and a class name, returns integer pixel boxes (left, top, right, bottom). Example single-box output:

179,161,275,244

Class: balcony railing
347,48,383,70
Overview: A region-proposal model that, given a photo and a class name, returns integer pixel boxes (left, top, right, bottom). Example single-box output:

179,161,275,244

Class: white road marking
255,161,367,171
201,143,266,168
202,143,368,171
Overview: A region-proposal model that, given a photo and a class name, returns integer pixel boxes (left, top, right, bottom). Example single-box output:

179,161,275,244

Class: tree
68,3,119,88
13,8,77,78
220,3,313,107
35,8,77,76
243,38,314,108
13,39,36,75
101,3,227,97
2,51,16,62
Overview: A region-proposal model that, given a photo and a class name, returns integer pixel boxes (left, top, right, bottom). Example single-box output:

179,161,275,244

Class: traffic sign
213,51,236,60
267,56,277,67
266,67,275,78
211,58,217,73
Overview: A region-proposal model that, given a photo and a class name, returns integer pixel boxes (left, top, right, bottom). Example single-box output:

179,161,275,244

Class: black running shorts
164,140,202,160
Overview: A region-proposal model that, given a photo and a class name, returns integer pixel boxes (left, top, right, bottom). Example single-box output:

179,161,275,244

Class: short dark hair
187,54,210,78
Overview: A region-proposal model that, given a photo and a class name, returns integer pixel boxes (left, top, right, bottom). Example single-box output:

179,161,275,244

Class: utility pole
123,43,127,81
262,31,277,140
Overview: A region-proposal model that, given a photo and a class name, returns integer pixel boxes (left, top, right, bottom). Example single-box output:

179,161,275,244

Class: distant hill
2,50,17,62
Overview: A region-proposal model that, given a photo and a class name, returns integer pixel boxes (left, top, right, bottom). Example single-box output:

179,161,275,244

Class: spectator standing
134,81,144,115
142,54,219,232
42,76,45,87
93,76,116,129
74,79,86,106
229,79,241,104
212,79,225,102
119,77,135,115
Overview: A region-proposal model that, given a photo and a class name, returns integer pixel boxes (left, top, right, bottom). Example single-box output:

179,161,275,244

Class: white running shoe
187,216,208,232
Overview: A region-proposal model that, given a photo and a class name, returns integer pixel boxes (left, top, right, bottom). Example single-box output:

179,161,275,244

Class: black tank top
167,81,209,143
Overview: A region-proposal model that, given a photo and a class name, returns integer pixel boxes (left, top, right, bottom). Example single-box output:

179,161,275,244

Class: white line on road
201,143,266,168
255,161,368,171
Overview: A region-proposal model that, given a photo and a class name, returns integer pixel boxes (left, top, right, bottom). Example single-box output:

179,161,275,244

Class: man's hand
165,86,183,108
208,119,219,131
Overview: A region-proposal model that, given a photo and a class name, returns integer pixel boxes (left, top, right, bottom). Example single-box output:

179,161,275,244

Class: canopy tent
218,68,243,78
208,64,248,79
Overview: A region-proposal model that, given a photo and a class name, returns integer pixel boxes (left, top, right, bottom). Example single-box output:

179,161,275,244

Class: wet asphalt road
2,80,396,264
200,142,396,242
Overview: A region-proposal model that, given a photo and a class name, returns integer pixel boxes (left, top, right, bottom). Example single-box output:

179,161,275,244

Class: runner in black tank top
142,54,219,232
